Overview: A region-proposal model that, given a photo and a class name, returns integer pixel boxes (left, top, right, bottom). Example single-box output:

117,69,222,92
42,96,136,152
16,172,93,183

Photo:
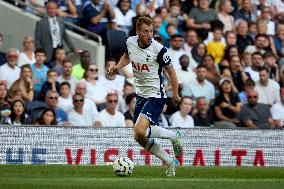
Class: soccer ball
113,157,134,176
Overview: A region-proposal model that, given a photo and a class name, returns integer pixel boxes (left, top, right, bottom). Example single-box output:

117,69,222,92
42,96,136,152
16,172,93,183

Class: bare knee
134,129,145,142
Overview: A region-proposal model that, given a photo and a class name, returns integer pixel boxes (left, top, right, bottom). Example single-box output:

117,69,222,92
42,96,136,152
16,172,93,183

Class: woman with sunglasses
81,64,107,109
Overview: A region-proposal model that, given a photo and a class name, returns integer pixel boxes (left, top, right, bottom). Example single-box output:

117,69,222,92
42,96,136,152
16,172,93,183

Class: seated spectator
224,31,237,46
192,96,214,127
57,82,73,113
72,51,91,80
0,33,6,66
176,54,196,89
8,64,34,102
47,47,66,75
183,29,198,53
82,0,115,44
182,64,215,104
37,108,57,125
202,55,221,89
18,36,36,67
213,78,241,128
233,0,257,23
31,48,49,99
263,52,279,82
81,64,108,107
244,52,264,82
57,59,78,94
1,99,30,125
68,93,101,127
216,0,235,33
169,96,194,128
271,86,284,128
38,69,60,101
190,42,207,67
0,48,21,88
239,89,275,128
124,93,135,127
0,83,10,121
206,27,225,64
98,93,126,127
158,104,169,128
118,82,134,114
113,0,136,36
236,19,254,52
45,90,68,126
238,79,255,104
255,67,280,105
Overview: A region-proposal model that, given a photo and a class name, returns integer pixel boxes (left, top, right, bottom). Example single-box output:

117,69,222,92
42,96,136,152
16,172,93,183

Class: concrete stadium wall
0,1,105,75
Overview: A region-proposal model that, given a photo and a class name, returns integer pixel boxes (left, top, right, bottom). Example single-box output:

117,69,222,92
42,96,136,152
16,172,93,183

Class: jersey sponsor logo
132,62,150,72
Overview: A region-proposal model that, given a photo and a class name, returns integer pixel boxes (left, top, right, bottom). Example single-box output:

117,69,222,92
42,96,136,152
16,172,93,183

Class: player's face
137,24,153,47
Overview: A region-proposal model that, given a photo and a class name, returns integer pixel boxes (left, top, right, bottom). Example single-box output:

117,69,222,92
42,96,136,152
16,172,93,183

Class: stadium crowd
1,0,284,129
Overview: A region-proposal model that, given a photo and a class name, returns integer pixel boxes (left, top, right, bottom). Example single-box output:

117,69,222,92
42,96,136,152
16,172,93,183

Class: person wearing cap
213,77,241,128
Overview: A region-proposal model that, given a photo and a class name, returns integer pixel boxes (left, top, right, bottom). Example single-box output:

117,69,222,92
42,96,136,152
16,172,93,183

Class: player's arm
165,65,181,105
108,53,131,75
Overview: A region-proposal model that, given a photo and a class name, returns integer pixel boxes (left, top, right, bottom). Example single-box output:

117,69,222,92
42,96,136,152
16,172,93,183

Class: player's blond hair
136,16,153,31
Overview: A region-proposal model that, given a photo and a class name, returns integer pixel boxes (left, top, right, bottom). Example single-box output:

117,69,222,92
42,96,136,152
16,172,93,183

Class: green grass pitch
0,165,283,189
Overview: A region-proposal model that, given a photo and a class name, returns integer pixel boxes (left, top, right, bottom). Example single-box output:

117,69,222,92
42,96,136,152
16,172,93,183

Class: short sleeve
157,47,172,68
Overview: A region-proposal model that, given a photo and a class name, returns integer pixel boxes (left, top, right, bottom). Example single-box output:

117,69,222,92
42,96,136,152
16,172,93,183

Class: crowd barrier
0,126,283,166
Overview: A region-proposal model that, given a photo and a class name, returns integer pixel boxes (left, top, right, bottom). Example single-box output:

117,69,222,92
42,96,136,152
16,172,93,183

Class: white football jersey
126,36,172,98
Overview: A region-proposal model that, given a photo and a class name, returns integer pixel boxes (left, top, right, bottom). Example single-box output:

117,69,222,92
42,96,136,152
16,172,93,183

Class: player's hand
108,65,118,75
172,95,181,106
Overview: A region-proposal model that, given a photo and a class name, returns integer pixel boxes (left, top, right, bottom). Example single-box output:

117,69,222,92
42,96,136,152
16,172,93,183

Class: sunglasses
108,100,118,103
89,68,98,72
48,96,58,100
7,55,18,58
74,99,84,102
247,95,257,99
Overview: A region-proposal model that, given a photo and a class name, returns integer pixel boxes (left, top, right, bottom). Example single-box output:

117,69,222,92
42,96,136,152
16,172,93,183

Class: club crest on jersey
132,61,150,72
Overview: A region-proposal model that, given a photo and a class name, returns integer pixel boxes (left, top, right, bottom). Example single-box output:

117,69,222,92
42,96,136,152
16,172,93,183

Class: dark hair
196,64,207,70
47,68,57,75
62,58,73,66
44,0,58,6
170,34,183,41
35,48,46,55
126,93,135,105
60,81,71,89
38,108,57,125
10,100,27,124
179,54,189,62
255,33,269,40
244,79,255,87
251,51,263,58
259,66,270,73
224,45,240,61
105,58,116,68
263,51,277,59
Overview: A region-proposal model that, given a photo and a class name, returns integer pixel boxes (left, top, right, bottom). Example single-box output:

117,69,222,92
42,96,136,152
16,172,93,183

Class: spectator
176,54,196,88
38,69,60,101
1,99,30,125
274,24,284,57
0,83,10,122
56,0,79,25
45,90,68,126
72,50,91,80
187,0,218,30
216,0,235,32
207,27,225,64
234,0,257,23
113,0,136,36
169,96,194,128
168,34,188,70
263,52,279,81
35,0,78,63
98,93,126,127
68,93,101,127
31,48,49,98
260,6,275,36
26,0,45,16
47,47,66,74
213,77,241,128
118,82,134,114
271,86,284,128
0,33,6,66
183,29,198,53
75,81,99,116
244,52,264,82
98,58,125,97
18,36,36,67
255,67,280,105
225,31,237,46
192,96,214,127
238,79,256,104
239,89,274,128
124,93,135,127
190,42,207,67
9,64,34,102
182,64,215,104
57,82,73,113
37,108,57,125
221,45,240,67
202,55,221,88
0,48,21,89
229,55,249,92
81,64,108,107
57,59,78,94
236,19,254,52
82,0,115,44
152,15,163,36
245,34,268,54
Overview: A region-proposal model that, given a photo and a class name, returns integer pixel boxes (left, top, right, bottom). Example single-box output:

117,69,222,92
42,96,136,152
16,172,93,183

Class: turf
0,165,283,189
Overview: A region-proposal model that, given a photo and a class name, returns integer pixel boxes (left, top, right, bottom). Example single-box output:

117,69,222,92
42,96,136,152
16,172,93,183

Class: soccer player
108,16,183,176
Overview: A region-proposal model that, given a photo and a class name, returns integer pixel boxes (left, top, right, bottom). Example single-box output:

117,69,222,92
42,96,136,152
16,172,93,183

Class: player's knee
134,130,144,142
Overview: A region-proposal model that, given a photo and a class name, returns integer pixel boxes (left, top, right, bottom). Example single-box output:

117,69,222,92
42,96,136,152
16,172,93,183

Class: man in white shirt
98,93,126,127
57,59,78,94
255,67,280,105
170,96,194,128
0,48,20,88
245,52,264,81
271,86,284,127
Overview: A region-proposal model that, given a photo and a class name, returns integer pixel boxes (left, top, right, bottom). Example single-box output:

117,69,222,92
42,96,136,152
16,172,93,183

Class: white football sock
146,139,172,164
145,125,176,139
